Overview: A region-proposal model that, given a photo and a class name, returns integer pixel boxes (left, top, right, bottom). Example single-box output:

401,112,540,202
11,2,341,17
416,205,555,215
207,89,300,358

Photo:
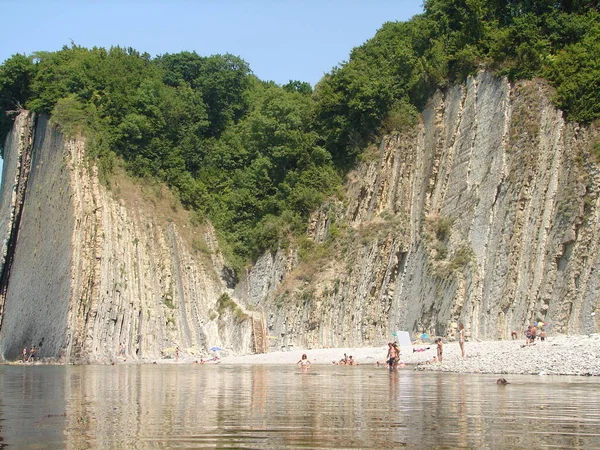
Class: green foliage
2,1,600,272
49,94,91,137
0,53,37,156
382,98,419,134
216,293,248,320
545,14,600,122
448,245,473,272
0,45,341,271
316,1,600,170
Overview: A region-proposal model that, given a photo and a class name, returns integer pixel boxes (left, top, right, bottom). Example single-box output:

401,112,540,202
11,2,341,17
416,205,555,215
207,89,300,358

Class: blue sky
0,1,424,178
1,0,423,86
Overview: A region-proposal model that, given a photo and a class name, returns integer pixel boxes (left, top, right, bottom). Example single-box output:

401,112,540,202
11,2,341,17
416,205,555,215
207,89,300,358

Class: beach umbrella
210,346,222,352
420,333,430,340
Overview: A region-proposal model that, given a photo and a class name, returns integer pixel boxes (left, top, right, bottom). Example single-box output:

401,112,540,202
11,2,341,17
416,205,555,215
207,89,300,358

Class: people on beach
435,338,443,362
511,330,518,340
332,353,349,365
524,326,532,344
413,347,431,352
175,347,180,361
28,346,35,362
458,323,466,358
22,347,27,363
347,355,358,365
386,342,400,369
539,328,546,341
297,353,312,369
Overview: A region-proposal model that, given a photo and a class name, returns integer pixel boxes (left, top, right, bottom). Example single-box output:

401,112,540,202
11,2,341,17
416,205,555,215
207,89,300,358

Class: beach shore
7,334,599,375
218,334,600,376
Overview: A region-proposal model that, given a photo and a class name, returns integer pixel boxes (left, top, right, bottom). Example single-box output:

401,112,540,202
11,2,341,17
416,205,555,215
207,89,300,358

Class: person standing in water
386,342,400,369
297,354,312,369
458,323,466,358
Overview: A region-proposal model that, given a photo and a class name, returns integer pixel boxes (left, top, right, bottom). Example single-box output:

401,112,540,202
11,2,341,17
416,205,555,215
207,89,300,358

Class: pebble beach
219,334,600,376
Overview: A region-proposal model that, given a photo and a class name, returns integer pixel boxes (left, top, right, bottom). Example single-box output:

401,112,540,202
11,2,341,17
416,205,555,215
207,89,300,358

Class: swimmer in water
297,354,312,369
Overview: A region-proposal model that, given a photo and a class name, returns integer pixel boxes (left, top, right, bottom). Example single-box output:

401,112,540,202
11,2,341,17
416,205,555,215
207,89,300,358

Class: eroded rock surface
0,115,251,363
1,73,599,362
242,73,600,349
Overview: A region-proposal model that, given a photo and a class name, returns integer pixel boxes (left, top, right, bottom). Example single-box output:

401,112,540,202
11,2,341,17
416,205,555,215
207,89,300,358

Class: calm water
0,364,599,449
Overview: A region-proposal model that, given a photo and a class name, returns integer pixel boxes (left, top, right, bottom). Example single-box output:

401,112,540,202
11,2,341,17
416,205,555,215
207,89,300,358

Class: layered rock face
1,72,599,362
0,114,252,363
239,73,600,348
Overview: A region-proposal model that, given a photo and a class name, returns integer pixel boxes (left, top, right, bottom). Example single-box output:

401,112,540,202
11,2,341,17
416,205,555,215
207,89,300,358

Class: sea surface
0,364,598,449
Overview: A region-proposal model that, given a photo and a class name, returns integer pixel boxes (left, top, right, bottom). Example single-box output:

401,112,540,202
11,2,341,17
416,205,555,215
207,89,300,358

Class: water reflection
0,364,598,449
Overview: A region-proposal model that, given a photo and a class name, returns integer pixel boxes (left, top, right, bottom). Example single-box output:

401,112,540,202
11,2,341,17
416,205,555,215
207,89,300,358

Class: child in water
297,354,312,369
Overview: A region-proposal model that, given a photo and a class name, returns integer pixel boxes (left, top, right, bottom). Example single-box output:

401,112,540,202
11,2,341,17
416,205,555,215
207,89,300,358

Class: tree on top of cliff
0,54,37,157
1,0,599,269
314,0,600,167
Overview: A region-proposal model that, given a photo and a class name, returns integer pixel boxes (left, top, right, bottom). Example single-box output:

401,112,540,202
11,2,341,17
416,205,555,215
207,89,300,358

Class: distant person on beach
530,325,537,342
297,354,312,369
511,330,518,340
28,346,35,362
524,326,532,344
347,355,357,366
458,323,466,358
333,353,348,365
387,342,400,369
22,347,27,363
539,328,546,341
413,346,430,352
435,338,443,362
175,347,180,361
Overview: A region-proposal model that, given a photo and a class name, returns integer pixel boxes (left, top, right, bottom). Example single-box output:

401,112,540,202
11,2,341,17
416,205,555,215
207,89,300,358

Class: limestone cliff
238,73,600,348
0,114,254,363
1,72,599,362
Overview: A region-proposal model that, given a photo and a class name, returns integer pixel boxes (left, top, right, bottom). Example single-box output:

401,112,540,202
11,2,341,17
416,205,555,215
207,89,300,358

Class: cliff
1,72,599,362
0,114,255,363
238,73,600,348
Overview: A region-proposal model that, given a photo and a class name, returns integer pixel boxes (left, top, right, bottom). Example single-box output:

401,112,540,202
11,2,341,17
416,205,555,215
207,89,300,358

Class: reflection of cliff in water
0,366,599,448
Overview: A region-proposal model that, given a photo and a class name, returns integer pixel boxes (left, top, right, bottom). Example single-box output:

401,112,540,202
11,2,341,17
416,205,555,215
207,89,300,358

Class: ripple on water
0,365,599,448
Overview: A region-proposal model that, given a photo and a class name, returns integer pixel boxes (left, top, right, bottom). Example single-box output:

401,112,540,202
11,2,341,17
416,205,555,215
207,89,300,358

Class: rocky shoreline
414,334,600,376
4,335,599,376
216,334,600,377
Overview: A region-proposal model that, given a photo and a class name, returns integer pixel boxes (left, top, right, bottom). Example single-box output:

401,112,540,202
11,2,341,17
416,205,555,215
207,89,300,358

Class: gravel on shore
218,334,600,376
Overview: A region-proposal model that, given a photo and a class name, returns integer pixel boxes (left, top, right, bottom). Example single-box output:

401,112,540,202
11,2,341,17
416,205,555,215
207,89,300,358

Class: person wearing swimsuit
436,338,443,362
458,323,466,358
297,354,312,370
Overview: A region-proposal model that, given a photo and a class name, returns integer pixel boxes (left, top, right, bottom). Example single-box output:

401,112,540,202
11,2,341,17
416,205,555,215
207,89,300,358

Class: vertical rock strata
1,72,599,361
0,116,251,362
241,73,600,348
